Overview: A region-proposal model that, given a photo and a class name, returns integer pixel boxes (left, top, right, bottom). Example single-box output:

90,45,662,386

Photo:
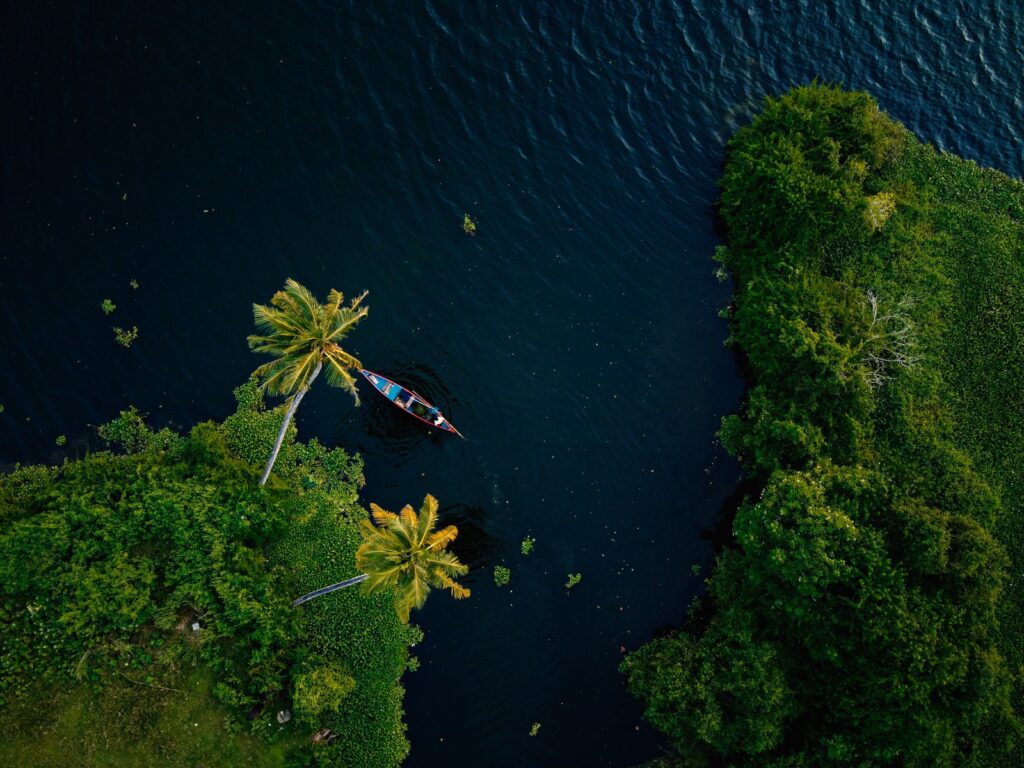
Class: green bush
293,662,356,725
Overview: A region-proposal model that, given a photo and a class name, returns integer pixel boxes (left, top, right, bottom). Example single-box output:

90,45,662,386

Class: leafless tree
858,289,921,386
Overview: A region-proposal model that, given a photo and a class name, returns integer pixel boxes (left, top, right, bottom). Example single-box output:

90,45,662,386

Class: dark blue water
2,2,1021,766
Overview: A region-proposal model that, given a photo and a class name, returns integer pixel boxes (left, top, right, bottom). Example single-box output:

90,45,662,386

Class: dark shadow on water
438,502,499,572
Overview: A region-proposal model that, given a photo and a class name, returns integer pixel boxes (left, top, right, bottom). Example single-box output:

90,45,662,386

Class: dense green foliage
0,380,411,767
624,84,1022,766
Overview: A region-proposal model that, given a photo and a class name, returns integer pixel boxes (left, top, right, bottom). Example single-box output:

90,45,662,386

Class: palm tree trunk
292,573,369,607
259,360,322,487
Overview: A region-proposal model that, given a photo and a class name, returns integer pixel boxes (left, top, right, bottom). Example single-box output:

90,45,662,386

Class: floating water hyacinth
493,565,510,587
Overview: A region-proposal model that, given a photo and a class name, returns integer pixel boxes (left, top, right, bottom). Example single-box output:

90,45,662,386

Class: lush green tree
623,618,793,758
719,83,901,255
248,279,368,485
357,494,470,621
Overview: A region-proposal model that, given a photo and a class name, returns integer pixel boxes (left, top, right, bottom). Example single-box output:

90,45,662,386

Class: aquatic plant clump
112,325,138,347
493,565,511,587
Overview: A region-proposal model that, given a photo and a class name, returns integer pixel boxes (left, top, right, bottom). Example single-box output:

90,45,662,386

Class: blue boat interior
365,371,445,426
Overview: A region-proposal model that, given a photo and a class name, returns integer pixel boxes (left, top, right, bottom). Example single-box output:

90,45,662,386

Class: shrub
293,663,356,725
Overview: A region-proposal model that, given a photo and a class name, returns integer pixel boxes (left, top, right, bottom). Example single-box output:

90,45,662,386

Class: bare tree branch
857,289,921,386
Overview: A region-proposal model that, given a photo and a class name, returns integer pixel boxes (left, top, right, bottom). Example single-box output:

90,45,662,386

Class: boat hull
359,369,463,437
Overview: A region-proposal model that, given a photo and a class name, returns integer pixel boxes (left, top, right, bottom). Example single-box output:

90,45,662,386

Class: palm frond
283,278,320,323
399,504,418,529
251,358,301,396
281,350,319,393
325,288,344,314
415,494,439,548
425,548,469,577
370,503,398,526
432,570,471,600
406,561,432,608
358,518,380,540
356,530,406,563
324,343,361,370
426,525,458,551
361,566,403,595
325,304,370,342
395,596,413,623
349,289,368,309
323,352,361,403
251,303,309,339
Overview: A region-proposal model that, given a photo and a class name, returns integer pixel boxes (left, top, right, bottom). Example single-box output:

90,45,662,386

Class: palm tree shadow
436,502,499,575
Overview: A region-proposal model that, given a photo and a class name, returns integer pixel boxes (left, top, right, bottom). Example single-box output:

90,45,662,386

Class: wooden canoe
360,369,464,438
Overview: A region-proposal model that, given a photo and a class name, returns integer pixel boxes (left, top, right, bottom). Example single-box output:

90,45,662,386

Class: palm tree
248,279,368,486
292,494,471,620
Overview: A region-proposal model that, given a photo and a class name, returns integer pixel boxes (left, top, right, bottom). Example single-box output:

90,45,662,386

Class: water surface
2,2,1021,766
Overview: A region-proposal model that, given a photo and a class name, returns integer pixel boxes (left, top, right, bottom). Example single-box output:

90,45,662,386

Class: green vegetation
623,84,1022,767
248,279,368,486
564,573,581,589
292,663,356,726
355,494,471,621
101,298,116,315
130,278,139,289
0,379,413,767
493,565,511,586
1,669,300,768
462,213,477,235
520,535,535,555
112,325,138,347
54,434,66,446
529,722,541,737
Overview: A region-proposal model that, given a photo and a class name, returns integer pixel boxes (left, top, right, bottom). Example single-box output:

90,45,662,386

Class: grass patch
0,669,298,768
